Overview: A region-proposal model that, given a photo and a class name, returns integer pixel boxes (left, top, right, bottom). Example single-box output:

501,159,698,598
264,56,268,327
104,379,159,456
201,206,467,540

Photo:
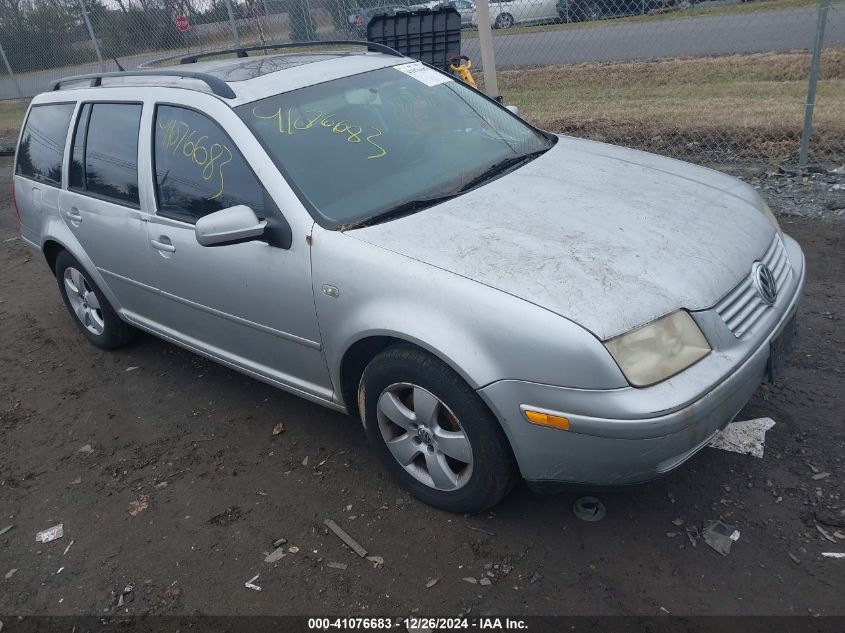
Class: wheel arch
338,333,480,420
40,235,125,315
42,239,65,274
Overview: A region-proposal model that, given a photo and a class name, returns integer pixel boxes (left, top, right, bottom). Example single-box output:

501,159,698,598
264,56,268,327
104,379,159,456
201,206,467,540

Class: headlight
762,201,781,233
604,310,711,387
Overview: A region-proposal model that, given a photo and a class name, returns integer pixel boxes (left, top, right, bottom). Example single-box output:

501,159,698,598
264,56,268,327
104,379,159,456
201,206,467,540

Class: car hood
348,135,774,340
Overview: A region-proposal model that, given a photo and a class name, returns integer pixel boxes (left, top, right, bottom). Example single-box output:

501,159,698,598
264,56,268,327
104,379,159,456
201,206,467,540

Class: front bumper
479,234,805,487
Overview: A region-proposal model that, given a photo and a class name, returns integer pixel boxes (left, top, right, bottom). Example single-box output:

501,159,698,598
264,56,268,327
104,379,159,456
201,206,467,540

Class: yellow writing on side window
252,107,387,160
158,119,233,199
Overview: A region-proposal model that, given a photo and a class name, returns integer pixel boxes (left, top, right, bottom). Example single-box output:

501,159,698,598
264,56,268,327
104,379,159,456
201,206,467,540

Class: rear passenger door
58,102,157,318
525,0,557,21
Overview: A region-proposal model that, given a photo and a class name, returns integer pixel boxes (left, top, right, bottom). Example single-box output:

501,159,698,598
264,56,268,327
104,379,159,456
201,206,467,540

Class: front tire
494,12,514,28
359,346,516,512
55,251,139,349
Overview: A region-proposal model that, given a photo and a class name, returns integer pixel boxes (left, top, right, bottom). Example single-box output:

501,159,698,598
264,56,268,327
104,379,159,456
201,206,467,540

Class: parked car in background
474,0,560,29
438,0,476,27
407,0,475,27
557,0,691,22
348,3,413,35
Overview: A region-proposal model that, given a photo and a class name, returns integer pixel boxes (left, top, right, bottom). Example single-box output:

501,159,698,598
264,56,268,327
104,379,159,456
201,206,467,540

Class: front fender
311,228,627,401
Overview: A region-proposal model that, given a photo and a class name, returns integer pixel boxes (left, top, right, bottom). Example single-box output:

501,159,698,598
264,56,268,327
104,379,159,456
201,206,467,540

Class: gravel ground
0,155,843,617
742,162,845,221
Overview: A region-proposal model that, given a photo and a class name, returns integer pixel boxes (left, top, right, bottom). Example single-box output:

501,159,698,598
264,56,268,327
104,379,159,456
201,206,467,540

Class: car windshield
237,63,553,228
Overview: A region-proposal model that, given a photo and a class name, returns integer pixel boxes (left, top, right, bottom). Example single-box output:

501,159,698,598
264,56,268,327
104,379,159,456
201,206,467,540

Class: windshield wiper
338,148,549,231
339,193,459,231
458,149,548,193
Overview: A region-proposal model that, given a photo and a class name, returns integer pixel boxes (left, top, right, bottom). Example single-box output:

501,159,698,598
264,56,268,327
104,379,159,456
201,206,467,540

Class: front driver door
144,103,333,403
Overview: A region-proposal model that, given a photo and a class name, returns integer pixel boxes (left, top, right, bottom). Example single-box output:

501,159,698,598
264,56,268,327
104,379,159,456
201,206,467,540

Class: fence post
798,0,830,172
77,0,104,70
225,0,243,48
0,41,24,99
475,0,500,100
261,0,273,39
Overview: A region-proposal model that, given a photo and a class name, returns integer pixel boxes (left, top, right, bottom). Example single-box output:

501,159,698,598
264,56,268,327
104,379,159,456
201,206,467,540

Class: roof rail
50,70,237,99
177,40,404,65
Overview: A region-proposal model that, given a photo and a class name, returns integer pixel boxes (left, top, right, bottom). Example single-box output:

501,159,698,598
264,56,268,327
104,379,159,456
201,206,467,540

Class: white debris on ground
708,417,776,458
244,573,261,591
35,524,63,543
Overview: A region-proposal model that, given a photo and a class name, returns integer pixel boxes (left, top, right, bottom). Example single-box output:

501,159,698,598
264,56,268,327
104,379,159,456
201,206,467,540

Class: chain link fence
1,0,843,167
470,0,844,166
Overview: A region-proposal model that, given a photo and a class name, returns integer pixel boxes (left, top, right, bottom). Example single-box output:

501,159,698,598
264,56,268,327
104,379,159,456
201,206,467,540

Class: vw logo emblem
417,427,433,445
754,263,778,304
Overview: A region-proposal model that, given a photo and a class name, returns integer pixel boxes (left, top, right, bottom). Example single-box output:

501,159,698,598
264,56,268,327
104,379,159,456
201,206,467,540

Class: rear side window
153,105,265,224
15,103,75,187
70,102,142,207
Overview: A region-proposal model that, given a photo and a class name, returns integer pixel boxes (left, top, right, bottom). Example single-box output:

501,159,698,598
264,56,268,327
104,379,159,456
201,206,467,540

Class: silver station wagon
12,42,804,511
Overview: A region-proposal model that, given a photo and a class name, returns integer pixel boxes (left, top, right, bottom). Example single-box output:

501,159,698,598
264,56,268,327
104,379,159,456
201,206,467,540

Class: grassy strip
3,49,843,162
463,0,827,38
498,49,845,161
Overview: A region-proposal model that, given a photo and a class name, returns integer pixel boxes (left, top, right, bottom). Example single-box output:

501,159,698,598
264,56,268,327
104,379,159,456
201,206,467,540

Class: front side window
70,102,142,206
15,103,75,187
152,105,265,224
238,64,552,228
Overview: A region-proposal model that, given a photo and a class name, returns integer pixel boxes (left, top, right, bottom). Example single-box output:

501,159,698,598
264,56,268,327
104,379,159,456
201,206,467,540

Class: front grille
715,234,791,339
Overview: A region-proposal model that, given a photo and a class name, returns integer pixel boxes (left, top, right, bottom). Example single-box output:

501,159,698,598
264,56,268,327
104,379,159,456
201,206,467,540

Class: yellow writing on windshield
158,119,232,199
252,107,387,160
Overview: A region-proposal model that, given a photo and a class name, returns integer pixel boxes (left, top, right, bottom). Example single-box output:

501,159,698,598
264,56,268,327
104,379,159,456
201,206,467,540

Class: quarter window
69,103,142,206
15,103,75,187
153,105,265,224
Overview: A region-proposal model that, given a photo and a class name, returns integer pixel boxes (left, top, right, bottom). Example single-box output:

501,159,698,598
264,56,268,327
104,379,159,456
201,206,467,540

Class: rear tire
55,251,139,350
359,345,516,512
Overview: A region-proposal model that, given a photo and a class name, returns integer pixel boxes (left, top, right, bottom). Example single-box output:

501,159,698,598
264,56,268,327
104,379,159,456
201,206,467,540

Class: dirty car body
13,45,804,510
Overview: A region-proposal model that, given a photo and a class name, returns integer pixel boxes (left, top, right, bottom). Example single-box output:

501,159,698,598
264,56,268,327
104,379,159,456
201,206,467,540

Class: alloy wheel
376,382,474,491
495,13,514,28
64,267,105,335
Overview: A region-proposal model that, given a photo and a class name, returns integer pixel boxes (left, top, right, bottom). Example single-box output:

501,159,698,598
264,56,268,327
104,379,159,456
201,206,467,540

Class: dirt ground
0,155,843,618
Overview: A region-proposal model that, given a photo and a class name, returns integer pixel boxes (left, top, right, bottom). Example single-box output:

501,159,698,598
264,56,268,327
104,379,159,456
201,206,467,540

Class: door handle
63,207,82,224
150,237,176,253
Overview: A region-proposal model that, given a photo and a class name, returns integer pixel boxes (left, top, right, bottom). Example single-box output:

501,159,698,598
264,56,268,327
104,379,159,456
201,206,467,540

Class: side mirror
505,105,521,117
195,205,267,247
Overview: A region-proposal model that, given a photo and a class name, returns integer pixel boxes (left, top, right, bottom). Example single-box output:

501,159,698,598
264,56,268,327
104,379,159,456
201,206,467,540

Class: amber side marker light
523,409,570,430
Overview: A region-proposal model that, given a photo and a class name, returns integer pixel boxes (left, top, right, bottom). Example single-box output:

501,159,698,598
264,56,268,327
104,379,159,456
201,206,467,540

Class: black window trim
69,102,92,191
14,101,76,190
68,99,144,210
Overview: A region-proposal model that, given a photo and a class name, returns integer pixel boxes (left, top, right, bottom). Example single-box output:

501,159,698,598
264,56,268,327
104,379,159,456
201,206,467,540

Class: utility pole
474,0,499,100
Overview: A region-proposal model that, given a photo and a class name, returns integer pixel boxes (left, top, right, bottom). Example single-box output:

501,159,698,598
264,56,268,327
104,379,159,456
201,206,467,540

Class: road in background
1,4,844,99
463,4,845,68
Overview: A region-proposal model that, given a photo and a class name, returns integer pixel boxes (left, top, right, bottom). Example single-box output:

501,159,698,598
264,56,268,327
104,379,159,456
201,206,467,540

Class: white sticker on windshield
394,62,453,87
